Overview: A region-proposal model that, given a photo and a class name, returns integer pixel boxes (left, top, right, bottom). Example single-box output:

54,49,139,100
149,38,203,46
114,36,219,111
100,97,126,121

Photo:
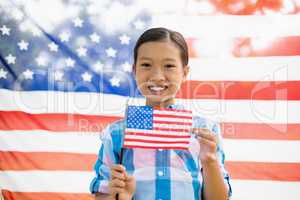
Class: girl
90,27,232,200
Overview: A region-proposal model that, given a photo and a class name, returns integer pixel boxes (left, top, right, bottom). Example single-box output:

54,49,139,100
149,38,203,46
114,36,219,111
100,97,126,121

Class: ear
132,64,136,78
182,65,190,81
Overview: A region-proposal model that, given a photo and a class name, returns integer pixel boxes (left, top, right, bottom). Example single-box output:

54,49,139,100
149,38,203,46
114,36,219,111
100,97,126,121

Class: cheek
168,74,184,85
135,74,148,88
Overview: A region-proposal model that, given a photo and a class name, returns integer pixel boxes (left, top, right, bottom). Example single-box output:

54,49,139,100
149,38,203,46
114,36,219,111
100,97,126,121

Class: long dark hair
133,27,189,67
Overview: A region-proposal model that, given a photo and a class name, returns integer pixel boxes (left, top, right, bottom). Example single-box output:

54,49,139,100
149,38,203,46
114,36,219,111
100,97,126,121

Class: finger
111,169,126,181
109,187,125,195
192,128,210,135
199,137,217,149
111,179,126,188
126,174,134,181
124,174,135,183
111,164,126,173
193,128,216,141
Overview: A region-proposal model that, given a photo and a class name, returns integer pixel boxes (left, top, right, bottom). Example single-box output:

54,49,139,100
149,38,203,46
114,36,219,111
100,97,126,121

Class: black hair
133,27,189,67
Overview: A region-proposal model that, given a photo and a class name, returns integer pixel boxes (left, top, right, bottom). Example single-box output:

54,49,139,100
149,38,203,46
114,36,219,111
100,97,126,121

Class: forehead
137,41,181,61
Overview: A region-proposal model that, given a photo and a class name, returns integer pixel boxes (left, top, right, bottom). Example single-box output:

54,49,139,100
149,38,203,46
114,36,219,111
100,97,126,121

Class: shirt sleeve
212,122,233,199
89,123,121,194
193,116,232,199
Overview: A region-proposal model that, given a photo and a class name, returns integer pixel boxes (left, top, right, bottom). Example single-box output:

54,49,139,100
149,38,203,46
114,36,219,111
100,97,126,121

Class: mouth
148,85,168,95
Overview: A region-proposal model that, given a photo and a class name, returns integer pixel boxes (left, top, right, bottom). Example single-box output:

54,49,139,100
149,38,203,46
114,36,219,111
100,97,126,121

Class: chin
145,95,174,106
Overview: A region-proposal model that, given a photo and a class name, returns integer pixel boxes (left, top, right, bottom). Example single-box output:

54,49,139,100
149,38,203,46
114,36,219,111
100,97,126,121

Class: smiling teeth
149,86,165,91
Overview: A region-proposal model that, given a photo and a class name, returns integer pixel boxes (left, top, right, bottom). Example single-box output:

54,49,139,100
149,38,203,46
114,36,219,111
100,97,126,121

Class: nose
149,67,166,82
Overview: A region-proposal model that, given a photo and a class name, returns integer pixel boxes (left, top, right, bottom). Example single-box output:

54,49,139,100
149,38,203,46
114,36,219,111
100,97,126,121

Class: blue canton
126,106,153,130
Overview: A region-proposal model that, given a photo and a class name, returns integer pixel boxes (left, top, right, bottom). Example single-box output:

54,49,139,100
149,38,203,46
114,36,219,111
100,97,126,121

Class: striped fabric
1,1,300,200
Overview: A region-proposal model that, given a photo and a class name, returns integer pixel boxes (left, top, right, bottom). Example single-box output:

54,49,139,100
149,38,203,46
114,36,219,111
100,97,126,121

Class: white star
81,72,92,82
59,32,71,42
23,69,34,80
18,40,29,51
93,61,104,72
5,54,16,64
106,47,117,58
121,62,132,72
119,34,130,45
73,17,83,28
109,76,120,87
36,56,48,67
0,68,8,79
133,20,145,30
54,70,63,81
89,32,100,43
65,58,75,67
0,25,10,36
77,46,87,57
48,42,58,52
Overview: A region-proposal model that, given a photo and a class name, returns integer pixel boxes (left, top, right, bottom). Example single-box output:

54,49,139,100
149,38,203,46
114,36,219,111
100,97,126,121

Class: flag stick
116,98,129,200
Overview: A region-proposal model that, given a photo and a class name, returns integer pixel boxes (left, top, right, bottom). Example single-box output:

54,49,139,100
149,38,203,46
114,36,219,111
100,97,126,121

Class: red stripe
153,120,192,126
125,131,190,138
1,111,300,140
221,122,300,140
124,138,189,144
154,107,192,113
2,190,93,200
177,80,300,100
2,151,299,181
0,111,121,132
0,151,97,171
188,36,300,57
153,113,193,119
152,127,190,133
225,161,300,182
123,145,188,150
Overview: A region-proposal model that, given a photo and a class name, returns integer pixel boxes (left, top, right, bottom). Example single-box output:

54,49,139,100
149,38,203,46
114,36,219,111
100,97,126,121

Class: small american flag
124,105,193,150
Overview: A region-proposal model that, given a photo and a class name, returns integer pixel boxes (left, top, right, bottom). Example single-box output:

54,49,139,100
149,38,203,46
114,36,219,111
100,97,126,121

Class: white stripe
153,117,193,123
0,170,94,193
124,141,189,148
124,135,190,142
153,109,192,117
231,180,300,200
0,89,133,115
125,128,189,136
224,139,300,163
181,99,300,124
0,130,100,154
0,89,300,124
188,56,300,81
1,130,300,163
153,123,191,130
1,89,300,123
152,15,300,37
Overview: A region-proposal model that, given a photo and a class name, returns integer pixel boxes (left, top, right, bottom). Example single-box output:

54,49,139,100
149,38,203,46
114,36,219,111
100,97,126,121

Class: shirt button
158,171,163,176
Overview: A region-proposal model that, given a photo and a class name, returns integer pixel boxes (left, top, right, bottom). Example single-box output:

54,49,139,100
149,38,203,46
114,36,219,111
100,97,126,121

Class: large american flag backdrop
0,0,300,199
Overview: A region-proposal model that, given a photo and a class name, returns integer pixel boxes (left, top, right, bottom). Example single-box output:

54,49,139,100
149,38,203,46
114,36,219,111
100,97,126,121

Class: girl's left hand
192,128,218,165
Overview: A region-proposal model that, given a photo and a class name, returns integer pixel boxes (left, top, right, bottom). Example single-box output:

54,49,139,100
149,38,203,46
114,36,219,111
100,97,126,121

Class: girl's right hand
109,165,136,200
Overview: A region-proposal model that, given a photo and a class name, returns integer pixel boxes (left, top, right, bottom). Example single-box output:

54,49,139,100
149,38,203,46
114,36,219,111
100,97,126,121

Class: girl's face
134,41,189,107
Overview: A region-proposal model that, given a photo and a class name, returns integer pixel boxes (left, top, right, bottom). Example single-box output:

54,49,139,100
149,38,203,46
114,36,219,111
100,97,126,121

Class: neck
146,98,175,108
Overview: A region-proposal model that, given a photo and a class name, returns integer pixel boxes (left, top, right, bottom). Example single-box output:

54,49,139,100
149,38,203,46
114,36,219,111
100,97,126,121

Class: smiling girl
90,27,232,200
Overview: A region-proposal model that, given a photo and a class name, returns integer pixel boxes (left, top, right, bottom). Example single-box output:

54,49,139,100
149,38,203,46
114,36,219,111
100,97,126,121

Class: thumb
126,174,135,182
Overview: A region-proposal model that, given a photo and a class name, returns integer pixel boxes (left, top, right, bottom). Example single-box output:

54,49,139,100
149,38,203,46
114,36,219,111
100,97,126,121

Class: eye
141,63,151,67
165,64,176,68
